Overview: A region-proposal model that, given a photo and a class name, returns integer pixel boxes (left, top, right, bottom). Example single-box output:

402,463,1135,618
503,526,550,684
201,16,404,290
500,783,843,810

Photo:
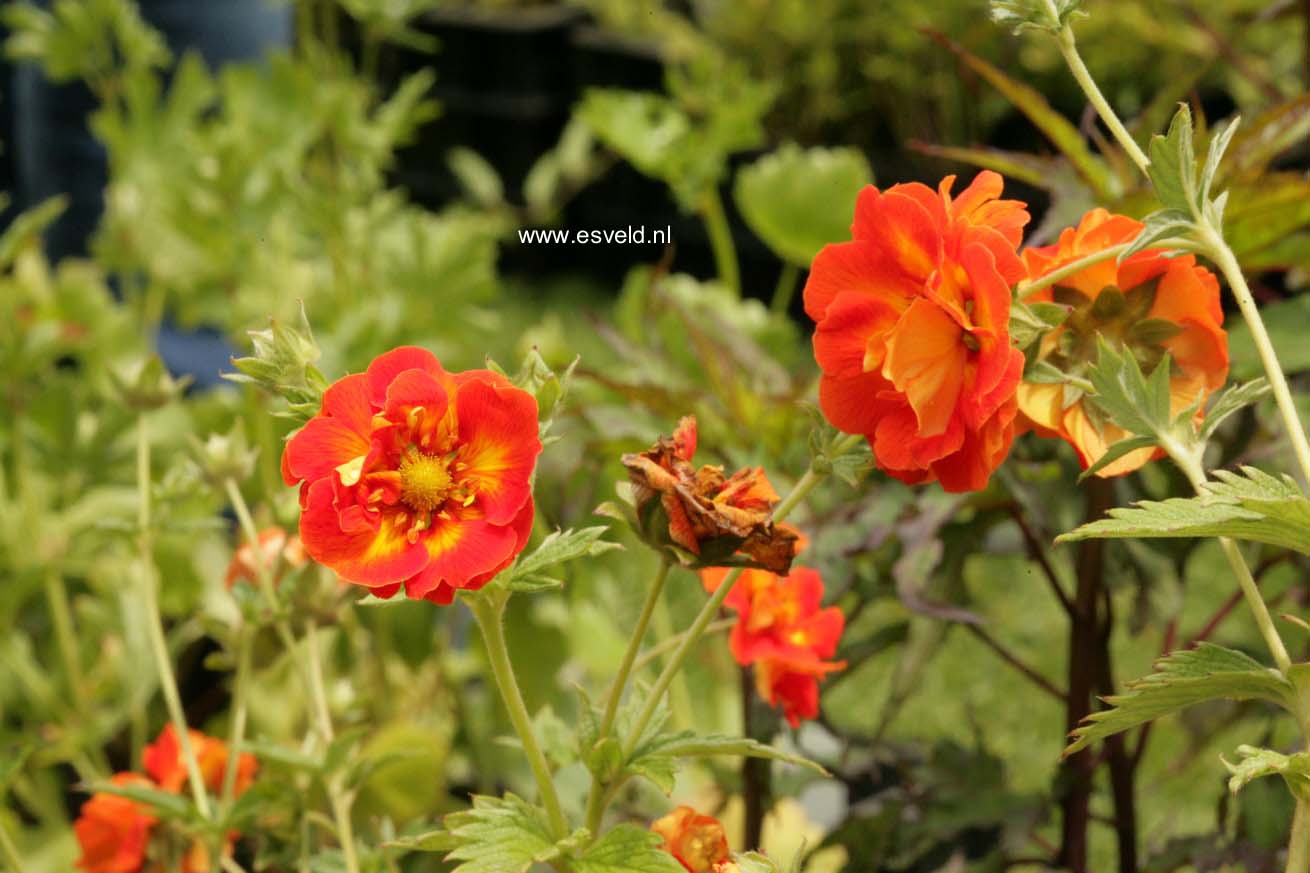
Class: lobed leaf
502,526,622,593
1222,745,1310,801
573,824,686,873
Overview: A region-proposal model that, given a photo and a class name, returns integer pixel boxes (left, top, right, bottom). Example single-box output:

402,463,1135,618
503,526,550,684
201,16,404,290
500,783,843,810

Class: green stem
770,262,800,315
1163,439,1293,675
1052,19,1151,175
651,595,695,731
0,813,25,873
1199,229,1310,486
45,571,84,696
138,415,212,819
618,435,862,762
1289,799,1310,873
700,188,741,298
220,628,253,812
469,593,570,841
1017,238,1196,299
584,560,673,833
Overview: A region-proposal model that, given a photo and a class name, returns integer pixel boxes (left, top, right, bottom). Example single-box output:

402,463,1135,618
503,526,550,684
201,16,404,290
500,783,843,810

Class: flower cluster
281,347,542,604
652,806,732,873
703,562,846,727
623,417,800,574
804,171,1030,492
1016,209,1229,475
75,725,258,873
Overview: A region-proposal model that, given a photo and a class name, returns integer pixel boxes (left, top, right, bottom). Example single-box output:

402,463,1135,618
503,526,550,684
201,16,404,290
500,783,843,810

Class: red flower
281,347,541,604
701,565,846,727
74,774,157,873
143,724,258,799
652,806,731,873
804,171,1030,492
224,526,307,588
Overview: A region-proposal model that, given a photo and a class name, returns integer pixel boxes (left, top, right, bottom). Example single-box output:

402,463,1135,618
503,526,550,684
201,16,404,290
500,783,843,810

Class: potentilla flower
652,806,731,873
74,774,157,873
700,565,846,727
281,347,541,604
143,724,258,799
1017,209,1228,476
804,171,1030,492
623,416,800,574
224,526,307,588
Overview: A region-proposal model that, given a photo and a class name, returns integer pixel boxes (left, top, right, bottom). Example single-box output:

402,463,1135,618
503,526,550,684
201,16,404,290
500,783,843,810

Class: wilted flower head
623,416,800,574
804,171,1030,492
652,806,731,873
281,347,541,604
1017,209,1228,476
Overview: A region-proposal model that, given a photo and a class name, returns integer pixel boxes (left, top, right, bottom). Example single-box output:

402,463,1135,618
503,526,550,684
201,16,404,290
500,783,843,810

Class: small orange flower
1017,209,1229,476
224,526,307,588
281,347,541,604
652,806,731,873
624,417,800,574
143,724,258,799
804,171,1030,492
74,774,157,873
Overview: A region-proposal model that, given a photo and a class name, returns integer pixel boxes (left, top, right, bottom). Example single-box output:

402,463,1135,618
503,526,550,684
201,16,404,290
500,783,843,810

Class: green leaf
383,829,462,852
240,739,324,772
728,853,785,873
442,794,569,873
1223,745,1310,802
732,144,873,266
1117,208,1195,261
1084,338,1173,438
1009,299,1069,350
1057,466,1310,555
447,147,504,208
81,779,196,821
1199,117,1239,207
1147,105,1198,214
1063,644,1294,756
573,824,686,873
623,731,827,795
1199,379,1270,440
1077,435,1158,481
929,32,1113,199
503,526,622,593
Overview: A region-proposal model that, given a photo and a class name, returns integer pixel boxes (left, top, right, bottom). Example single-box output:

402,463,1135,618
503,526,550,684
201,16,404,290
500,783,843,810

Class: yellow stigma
398,452,454,513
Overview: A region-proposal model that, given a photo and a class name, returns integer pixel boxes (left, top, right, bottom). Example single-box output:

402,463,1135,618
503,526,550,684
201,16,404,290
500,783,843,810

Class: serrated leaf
442,794,558,873
1063,644,1294,756
1222,744,1310,801
1084,339,1173,438
1199,379,1270,440
1117,208,1195,261
733,144,873,266
573,824,686,873
1057,466,1310,555
383,829,462,852
1200,117,1240,206
1148,105,1198,214
1077,435,1158,481
503,527,622,593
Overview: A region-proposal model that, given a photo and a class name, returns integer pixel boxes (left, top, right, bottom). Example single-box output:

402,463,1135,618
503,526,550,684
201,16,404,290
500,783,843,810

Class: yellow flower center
398,452,454,512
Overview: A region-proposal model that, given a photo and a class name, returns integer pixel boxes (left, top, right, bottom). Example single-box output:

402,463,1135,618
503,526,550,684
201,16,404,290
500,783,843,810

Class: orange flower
701,565,846,727
224,526,307,588
281,347,541,604
652,806,731,873
74,774,157,873
143,724,258,799
1017,209,1228,476
624,416,800,574
804,171,1030,492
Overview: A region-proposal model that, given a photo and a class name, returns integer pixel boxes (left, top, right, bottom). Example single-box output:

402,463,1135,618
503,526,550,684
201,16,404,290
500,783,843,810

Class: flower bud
110,355,191,411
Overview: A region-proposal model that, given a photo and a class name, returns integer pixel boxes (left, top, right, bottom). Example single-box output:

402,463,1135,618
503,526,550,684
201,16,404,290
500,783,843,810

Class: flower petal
403,511,522,600
282,416,372,486
802,240,915,324
366,346,447,407
299,479,428,586
454,376,541,525
883,298,967,438
812,291,901,378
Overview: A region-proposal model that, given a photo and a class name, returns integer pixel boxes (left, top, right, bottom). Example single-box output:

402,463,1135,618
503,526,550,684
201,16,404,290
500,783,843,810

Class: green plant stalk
651,594,695,731
220,627,253,812
44,571,84,697
700,187,741,298
223,479,359,873
1051,19,1151,175
0,812,25,873
584,560,673,832
771,262,800,315
1288,799,1310,873
1198,228,1310,486
469,592,570,841
137,415,213,819
618,433,863,762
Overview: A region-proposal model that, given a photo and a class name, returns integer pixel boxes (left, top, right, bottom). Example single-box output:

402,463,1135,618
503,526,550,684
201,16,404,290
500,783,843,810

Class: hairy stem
700,187,741,298
584,560,673,833
138,415,212,819
220,628,253,812
1289,799,1310,873
470,593,570,840
1052,21,1151,175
